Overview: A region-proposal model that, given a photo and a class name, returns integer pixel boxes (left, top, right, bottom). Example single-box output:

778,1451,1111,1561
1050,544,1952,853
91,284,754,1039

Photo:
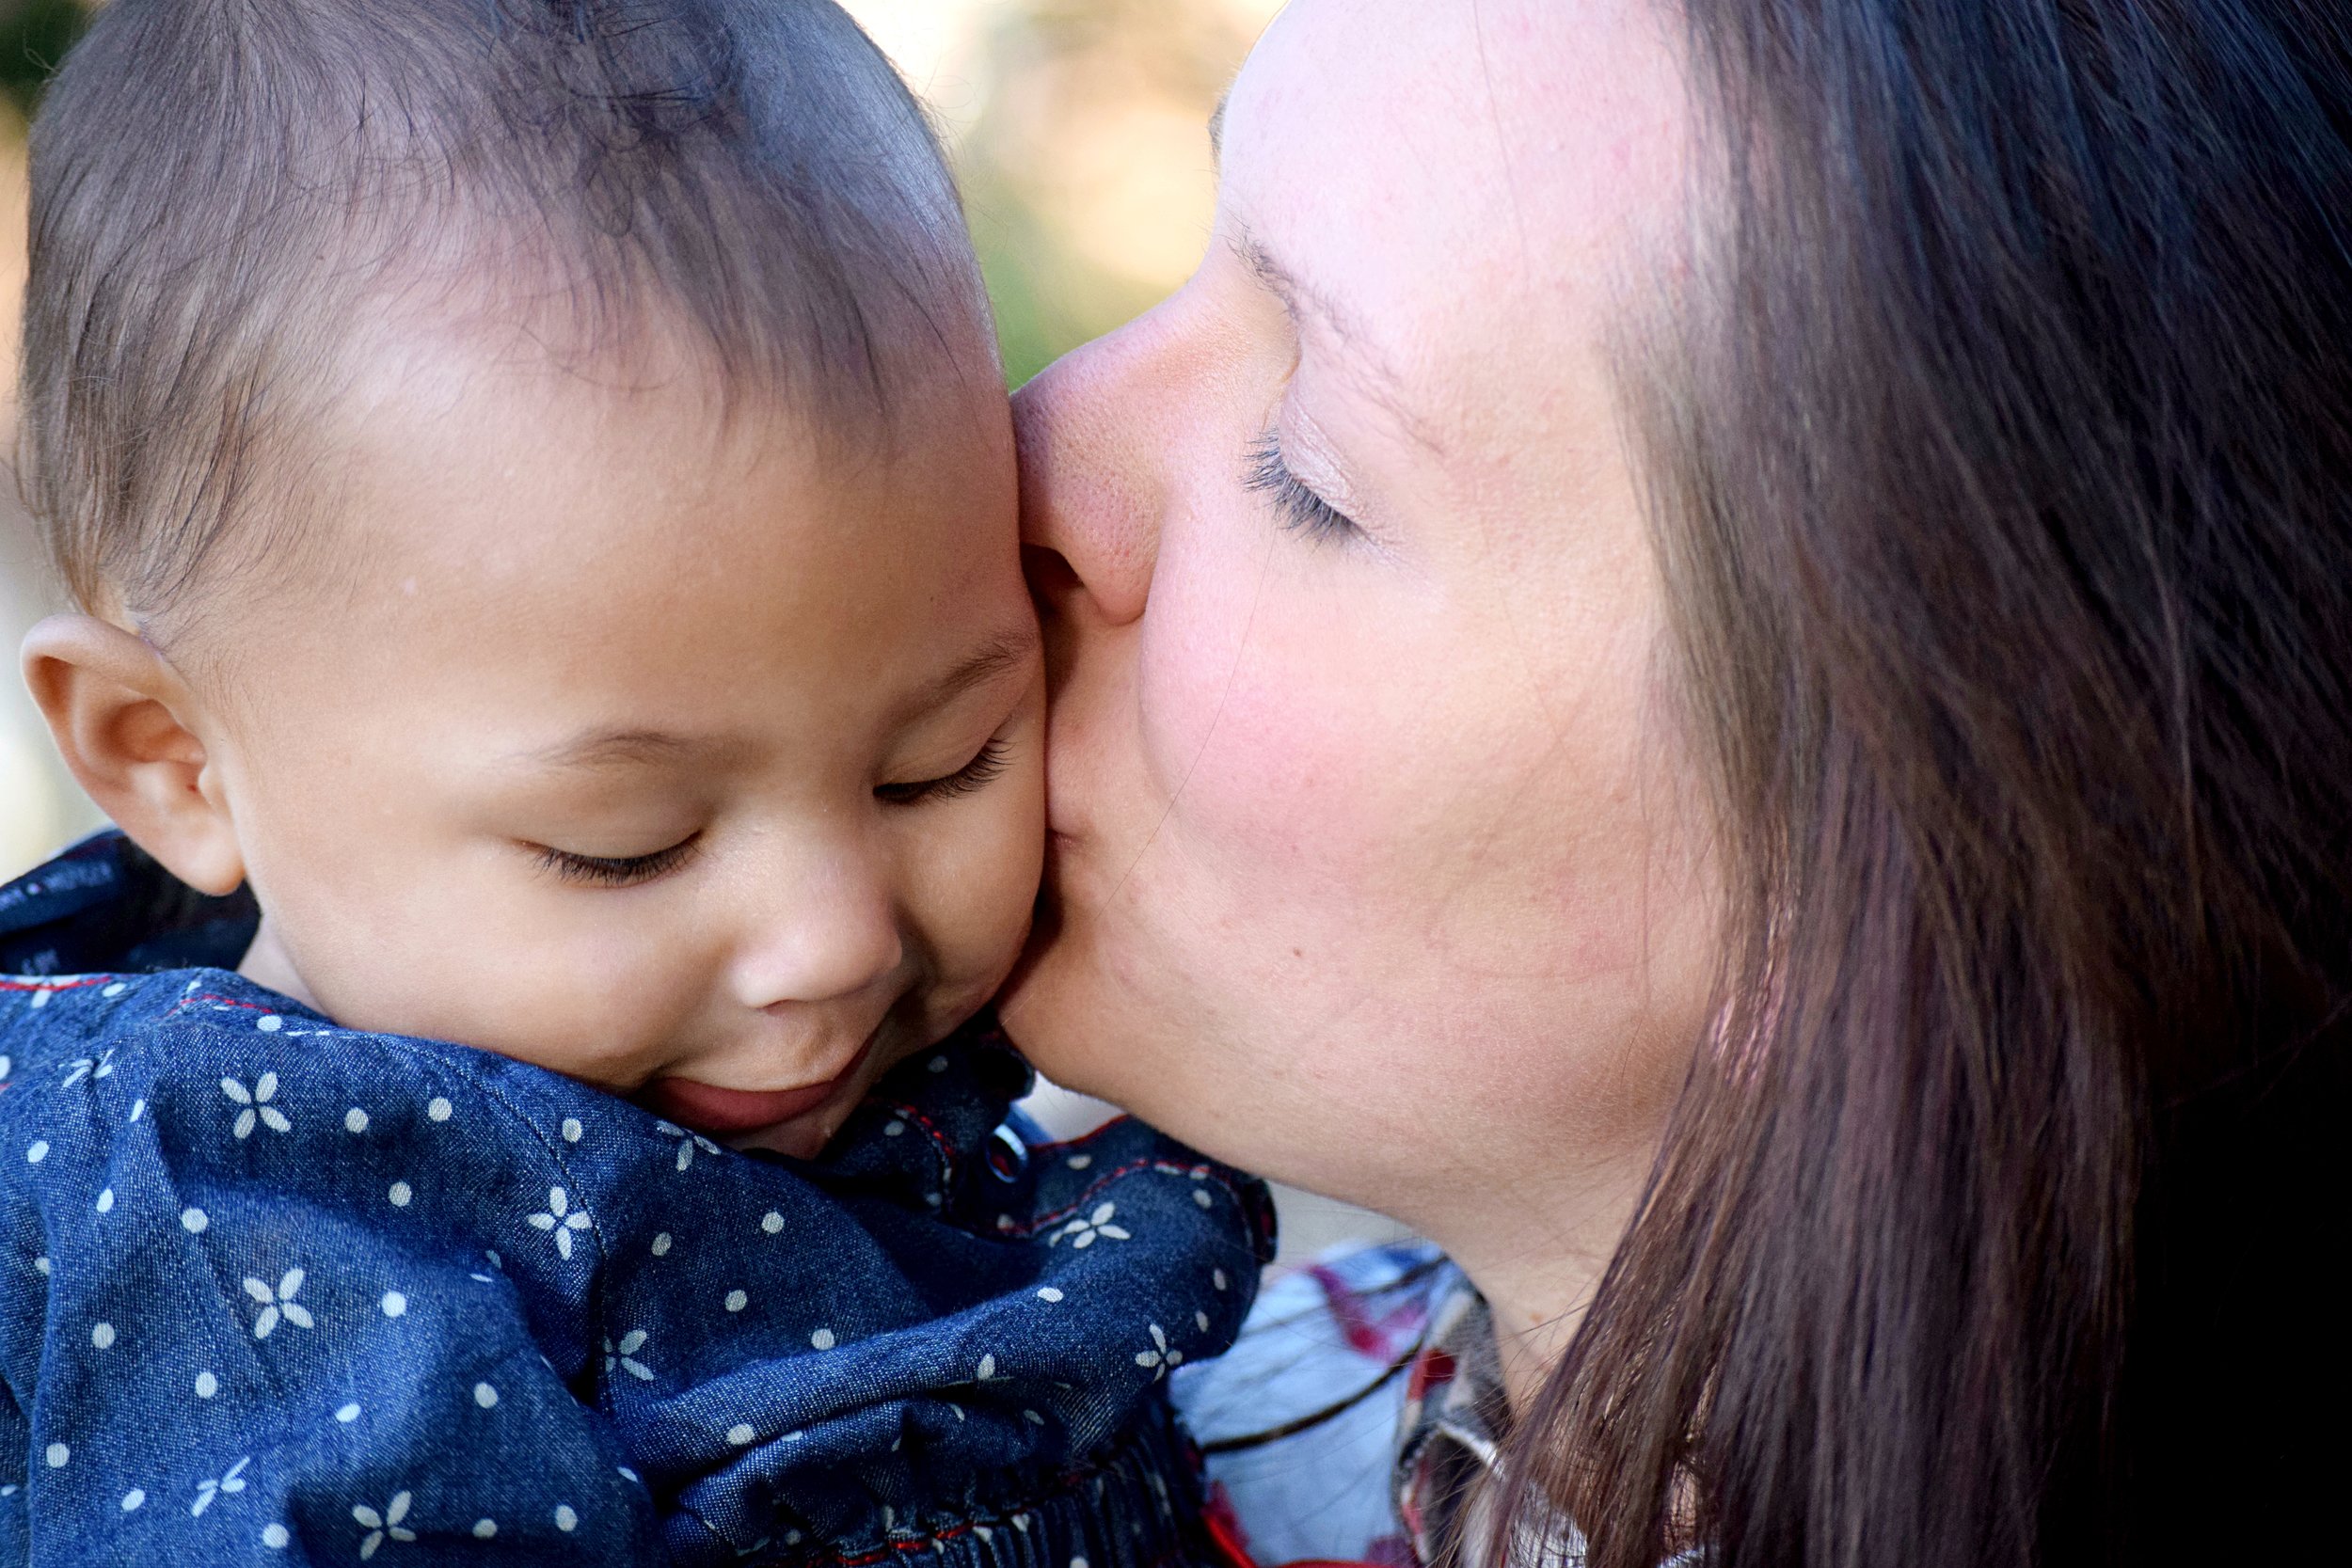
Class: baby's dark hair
17,0,983,626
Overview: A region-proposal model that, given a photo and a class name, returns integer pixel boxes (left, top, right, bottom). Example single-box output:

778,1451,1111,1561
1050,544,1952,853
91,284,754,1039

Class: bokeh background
0,0,1403,1259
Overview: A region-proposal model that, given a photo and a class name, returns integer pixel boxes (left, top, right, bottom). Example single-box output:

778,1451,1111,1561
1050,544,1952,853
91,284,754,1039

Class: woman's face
1003,0,1718,1245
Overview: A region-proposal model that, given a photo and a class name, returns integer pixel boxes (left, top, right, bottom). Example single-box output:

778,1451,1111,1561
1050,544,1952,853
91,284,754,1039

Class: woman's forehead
1218,0,1691,431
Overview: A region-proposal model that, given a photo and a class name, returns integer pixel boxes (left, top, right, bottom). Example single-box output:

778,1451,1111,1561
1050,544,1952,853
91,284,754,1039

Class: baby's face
211,319,1041,1158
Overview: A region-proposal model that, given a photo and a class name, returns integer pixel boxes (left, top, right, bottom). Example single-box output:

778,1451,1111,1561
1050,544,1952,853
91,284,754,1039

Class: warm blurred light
844,0,1283,380
838,0,1000,107
1053,95,1223,287
0,108,83,879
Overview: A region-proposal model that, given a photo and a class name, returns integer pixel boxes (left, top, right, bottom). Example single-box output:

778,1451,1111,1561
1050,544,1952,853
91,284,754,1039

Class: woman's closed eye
535,834,701,888
1246,427,1360,544
876,737,1012,807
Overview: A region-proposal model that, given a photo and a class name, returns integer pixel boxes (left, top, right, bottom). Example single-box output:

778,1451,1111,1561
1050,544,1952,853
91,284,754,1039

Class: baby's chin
714,1030,934,1162
726,1116,836,1163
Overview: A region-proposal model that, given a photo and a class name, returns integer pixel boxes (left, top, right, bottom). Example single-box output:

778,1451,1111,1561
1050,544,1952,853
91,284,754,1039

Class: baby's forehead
226,281,966,568
219,309,1025,754
24,0,995,638
327,296,1004,543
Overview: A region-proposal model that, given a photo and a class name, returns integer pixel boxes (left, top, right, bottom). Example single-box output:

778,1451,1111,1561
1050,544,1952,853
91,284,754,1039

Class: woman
1001,1,2352,1565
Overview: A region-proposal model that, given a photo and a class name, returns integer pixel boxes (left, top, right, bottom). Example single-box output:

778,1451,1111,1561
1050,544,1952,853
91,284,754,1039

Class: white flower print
61,1050,114,1087
0,1055,10,1084
242,1269,313,1338
353,1490,416,1558
1049,1202,1132,1249
191,1457,249,1516
1135,1323,1184,1380
603,1330,654,1382
654,1120,721,1172
221,1073,291,1138
527,1187,592,1259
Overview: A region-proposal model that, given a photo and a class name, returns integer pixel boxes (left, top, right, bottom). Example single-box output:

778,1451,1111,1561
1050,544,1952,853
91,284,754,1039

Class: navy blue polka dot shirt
0,833,1273,1567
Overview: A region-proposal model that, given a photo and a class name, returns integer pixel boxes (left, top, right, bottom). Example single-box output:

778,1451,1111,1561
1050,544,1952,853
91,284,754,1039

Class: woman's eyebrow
1235,232,1359,350
1232,229,1434,449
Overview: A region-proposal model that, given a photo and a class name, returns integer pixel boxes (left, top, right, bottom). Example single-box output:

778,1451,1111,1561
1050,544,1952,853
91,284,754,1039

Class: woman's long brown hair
1509,3,2352,1564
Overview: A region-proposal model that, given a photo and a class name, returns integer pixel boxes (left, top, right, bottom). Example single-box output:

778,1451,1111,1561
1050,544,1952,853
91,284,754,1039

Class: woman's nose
729,845,906,1012
1014,304,1189,629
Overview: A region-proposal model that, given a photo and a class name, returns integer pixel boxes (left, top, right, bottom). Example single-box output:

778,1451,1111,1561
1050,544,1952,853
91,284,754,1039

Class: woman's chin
997,928,1180,1134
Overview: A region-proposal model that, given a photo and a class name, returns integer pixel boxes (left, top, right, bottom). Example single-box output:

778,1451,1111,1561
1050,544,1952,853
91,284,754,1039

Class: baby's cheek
911,767,1046,1009
451,931,694,1087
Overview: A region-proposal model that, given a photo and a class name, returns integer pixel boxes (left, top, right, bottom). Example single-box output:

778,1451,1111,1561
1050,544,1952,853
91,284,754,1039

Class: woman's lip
643,1042,873,1137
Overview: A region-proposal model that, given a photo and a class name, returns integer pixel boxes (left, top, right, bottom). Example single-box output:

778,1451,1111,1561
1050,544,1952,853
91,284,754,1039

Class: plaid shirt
1178,1243,1551,1568
1392,1275,1515,1565
1185,1246,1704,1568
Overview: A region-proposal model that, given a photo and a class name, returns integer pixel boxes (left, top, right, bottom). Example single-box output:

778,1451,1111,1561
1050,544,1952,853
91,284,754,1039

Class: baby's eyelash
875,738,1011,807
532,741,1013,884
537,836,700,887
1245,429,1360,543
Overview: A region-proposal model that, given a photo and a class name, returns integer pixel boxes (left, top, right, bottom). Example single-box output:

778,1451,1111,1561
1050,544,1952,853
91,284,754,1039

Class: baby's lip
642,1040,874,1138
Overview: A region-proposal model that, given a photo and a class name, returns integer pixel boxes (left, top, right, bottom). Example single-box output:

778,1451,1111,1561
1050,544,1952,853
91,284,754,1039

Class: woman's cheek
1155,608,1671,1020
1136,617,1420,974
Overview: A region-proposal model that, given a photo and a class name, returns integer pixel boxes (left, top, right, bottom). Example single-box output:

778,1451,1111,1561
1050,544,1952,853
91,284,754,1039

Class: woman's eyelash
1245,429,1359,543
876,738,1012,807
537,835,700,888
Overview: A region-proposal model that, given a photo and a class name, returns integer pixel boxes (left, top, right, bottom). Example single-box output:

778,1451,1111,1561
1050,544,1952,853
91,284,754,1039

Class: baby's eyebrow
515,635,1036,773
911,630,1040,718
521,728,719,772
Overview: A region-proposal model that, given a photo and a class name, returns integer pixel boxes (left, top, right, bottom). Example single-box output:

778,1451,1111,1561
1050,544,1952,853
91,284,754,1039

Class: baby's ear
20,614,246,897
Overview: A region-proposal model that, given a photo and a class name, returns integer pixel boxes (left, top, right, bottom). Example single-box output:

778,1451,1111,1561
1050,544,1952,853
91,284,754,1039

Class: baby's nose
729,848,906,1010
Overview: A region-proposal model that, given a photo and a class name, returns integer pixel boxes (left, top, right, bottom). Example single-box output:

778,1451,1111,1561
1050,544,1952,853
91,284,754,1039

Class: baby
0,2,1268,1564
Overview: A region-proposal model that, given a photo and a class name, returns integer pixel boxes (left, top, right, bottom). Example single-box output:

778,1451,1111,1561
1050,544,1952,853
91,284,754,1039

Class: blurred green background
0,0,1279,879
